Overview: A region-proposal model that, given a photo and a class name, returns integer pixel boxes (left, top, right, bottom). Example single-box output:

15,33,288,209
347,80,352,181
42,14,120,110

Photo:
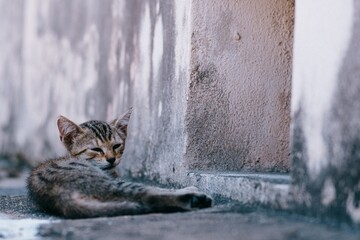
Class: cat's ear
110,108,132,136
57,116,84,149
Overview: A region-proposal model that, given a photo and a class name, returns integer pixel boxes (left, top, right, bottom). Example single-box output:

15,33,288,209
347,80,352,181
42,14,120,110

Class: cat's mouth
102,164,117,170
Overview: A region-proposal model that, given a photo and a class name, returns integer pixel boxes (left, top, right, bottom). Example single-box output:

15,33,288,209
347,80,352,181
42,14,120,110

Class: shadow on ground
0,174,360,240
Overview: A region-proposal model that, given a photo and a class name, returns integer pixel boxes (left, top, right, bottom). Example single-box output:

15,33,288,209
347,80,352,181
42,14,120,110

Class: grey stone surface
36,211,360,240
187,171,290,209
0,187,359,240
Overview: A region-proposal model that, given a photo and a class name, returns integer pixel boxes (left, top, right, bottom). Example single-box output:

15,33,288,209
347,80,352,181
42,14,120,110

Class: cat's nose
106,158,116,164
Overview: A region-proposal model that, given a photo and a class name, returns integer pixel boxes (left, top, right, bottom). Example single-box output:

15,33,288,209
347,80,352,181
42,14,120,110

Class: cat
27,109,212,219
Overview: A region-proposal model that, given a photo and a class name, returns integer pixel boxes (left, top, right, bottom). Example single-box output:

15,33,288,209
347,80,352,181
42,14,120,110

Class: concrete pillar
291,0,360,223
186,0,294,172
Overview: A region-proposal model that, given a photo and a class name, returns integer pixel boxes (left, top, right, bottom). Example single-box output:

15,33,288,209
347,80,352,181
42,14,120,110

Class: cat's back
27,156,123,217
30,156,101,181
28,157,113,199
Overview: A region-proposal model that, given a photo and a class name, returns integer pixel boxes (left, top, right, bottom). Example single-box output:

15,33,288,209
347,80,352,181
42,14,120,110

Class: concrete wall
120,0,192,184
0,0,24,157
186,0,294,172
290,0,360,223
0,0,191,172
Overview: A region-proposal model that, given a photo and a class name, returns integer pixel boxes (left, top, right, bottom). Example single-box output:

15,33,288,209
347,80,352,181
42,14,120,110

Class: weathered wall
0,0,181,165
3,0,360,225
0,0,294,213
1,0,114,161
186,0,294,172
291,0,360,223
19,0,118,162
120,0,192,183
0,0,293,177
0,0,24,157
0,0,191,177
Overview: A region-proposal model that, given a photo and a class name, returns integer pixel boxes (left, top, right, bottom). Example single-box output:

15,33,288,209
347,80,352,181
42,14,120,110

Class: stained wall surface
0,0,294,177
291,0,360,223
0,0,24,158
0,0,191,178
186,0,294,172
3,0,360,225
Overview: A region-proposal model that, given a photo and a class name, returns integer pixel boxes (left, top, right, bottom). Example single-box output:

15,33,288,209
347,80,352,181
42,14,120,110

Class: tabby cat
27,109,212,219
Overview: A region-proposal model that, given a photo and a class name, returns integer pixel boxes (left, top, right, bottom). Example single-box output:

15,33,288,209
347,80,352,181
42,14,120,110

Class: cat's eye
90,147,104,154
113,144,121,151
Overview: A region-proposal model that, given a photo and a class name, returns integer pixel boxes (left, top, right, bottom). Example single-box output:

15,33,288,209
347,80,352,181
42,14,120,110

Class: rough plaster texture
291,0,360,223
186,0,294,172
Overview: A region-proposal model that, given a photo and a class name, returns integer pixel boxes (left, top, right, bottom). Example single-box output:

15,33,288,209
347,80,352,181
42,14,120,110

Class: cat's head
56,108,132,170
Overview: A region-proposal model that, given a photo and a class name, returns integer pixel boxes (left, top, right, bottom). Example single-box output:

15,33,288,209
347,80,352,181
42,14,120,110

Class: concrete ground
0,175,360,240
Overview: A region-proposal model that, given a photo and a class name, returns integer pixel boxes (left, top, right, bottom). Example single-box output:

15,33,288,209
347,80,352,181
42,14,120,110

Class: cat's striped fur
28,109,212,219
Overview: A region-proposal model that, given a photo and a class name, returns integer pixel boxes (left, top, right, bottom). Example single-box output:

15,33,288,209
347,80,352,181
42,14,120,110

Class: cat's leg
172,186,213,210
60,192,150,218
114,181,213,212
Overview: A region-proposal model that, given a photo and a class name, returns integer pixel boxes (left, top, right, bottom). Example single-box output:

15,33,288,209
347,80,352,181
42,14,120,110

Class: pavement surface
0,175,360,240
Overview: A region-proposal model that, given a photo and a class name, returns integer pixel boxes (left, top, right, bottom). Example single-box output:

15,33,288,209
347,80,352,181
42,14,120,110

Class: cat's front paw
176,187,213,210
188,193,213,209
